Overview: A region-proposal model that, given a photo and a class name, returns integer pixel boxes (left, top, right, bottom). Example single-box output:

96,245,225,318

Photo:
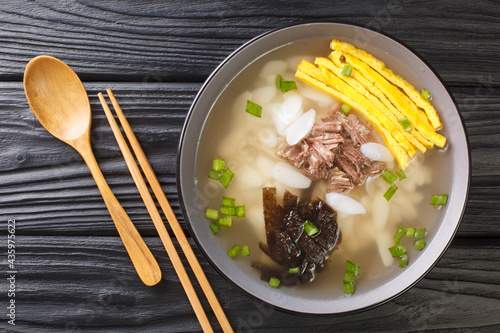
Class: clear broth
195,39,449,298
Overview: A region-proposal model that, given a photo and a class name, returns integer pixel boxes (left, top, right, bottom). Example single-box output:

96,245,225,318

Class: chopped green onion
398,117,412,132
340,103,351,115
222,196,235,207
406,227,415,237
343,271,356,283
414,228,426,239
430,194,448,206
246,100,262,118
227,244,241,259
210,222,220,235
396,169,406,180
394,225,406,245
388,244,407,257
384,183,398,201
399,254,409,267
241,245,250,256
218,217,232,228
288,267,299,274
213,158,225,172
269,277,281,288
413,239,426,251
381,169,398,184
208,169,223,180
219,168,234,188
421,88,432,101
235,205,245,218
345,260,361,275
275,74,297,94
340,65,353,76
303,220,319,237
220,205,236,216
205,208,219,220
344,282,354,294
343,260,360,294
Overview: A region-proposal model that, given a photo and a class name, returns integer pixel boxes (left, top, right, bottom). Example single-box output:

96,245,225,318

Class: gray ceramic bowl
177,23,469,314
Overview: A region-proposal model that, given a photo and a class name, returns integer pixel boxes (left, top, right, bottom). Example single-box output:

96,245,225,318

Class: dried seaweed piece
257,188,341,286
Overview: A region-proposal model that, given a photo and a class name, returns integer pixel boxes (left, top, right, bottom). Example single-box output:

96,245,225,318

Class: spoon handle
75,139,162,286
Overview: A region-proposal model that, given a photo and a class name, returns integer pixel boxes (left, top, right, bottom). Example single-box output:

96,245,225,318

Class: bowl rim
176,21,471,315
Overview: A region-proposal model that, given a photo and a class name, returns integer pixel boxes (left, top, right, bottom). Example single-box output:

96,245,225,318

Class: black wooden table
1,1,499,332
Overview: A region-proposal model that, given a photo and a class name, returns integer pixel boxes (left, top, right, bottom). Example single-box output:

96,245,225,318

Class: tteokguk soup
195,38,449,297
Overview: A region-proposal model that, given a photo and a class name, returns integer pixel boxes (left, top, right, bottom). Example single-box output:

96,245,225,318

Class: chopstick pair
98,89,233,333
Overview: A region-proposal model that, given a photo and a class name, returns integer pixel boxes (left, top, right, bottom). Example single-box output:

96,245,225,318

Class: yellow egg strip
295,61,409,168
317,63,415,157
330,39,442,129
328,51,433,151
339,52,446,148
315,56,422,155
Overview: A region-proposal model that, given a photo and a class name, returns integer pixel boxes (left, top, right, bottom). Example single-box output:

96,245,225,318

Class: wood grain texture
0,0,499,332
0,1,499,85
0,236,498,332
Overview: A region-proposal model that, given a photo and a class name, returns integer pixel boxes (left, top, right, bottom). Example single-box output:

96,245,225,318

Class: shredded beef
327,168,355,193
277,109,385,193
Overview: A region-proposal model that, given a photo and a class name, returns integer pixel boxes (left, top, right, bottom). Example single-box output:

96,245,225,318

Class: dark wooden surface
0,1,499,332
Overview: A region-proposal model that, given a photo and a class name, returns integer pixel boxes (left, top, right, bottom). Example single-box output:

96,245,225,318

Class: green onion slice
343,271,356,283
269,277,281,288
388,244,407,257
219,168,234,188
218,217,232,228
399,254,409,267
208,169,223,180
275,74,297,94
398,117,412,132
394,225,406,245
421,88,432,101
303,220,319,237
235,205,245,218
222,196,236,207
381,169,398,184
210,222,220,235
241,245,250,256
406,227,415,237
396,169,406,180
414,228,426,238
413,239,426,251
344,282,354,294
340,65,353,76
345,260,361,275
340,103,351,115
288,267,300,274
213,158,225,172
227,244,241,259
246,100,262,118
220,205,236,216
430,194,448,206
384,183,398,201
205,208,219,220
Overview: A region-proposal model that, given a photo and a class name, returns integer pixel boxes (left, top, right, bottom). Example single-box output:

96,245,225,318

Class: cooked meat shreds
278,139,331,180
277,109,385,193
327,168,355,193
254,187,341,286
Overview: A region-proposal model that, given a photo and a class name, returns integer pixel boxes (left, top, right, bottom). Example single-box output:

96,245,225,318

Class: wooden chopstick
98,90,233,333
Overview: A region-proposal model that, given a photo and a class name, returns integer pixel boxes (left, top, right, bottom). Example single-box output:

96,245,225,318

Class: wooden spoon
23,55,162,286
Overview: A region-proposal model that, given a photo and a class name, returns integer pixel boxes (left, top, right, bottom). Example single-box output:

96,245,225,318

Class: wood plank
0,235,498,332
1,83,499,237
0,1,498,85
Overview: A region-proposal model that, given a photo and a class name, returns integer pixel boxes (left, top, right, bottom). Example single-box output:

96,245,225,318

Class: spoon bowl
24,56,162,286
24,56,90,143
